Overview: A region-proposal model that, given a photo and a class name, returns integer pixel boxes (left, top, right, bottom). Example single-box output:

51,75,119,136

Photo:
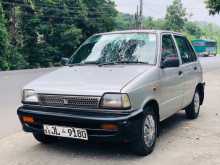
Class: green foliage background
0,2,9,70
0,0,117,70
206,0,220,15
0,0,219,71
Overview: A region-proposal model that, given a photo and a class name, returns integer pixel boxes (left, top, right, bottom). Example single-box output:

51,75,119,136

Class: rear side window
161,34,179,61
174,36,197,63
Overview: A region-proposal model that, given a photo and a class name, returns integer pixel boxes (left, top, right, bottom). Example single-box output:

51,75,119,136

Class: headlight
100,93,131,110
22,89,39,103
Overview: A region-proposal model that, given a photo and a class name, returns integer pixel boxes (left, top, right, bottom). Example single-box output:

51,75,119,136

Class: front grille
38,94,101,109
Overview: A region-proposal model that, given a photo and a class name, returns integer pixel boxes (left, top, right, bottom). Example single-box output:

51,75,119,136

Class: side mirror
61,57,69,66
161,57,180,68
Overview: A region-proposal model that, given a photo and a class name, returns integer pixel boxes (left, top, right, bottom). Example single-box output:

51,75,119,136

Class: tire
131,106,157,156
33,132,57,144
185,90,200,119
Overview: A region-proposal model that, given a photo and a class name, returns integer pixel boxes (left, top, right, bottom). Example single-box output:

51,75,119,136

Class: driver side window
162,34,179,62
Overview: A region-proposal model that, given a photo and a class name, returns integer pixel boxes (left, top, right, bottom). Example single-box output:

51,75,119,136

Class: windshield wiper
68,61,100,67
98,62,117,66
115,61,149,64
97,61,149,66
67,63,84,67
83,61,100,65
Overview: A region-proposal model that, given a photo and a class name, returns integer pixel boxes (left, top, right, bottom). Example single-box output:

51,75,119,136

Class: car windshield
69,33,157,65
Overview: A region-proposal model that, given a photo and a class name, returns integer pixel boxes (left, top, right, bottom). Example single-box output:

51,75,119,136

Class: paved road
0,68,56,138
0,56,220,165
199,56,220,72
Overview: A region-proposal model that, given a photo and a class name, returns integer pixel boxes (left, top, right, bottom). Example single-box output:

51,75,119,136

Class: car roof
97,29,183,36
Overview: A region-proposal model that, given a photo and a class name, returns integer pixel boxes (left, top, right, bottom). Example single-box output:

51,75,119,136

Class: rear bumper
17,106,144,142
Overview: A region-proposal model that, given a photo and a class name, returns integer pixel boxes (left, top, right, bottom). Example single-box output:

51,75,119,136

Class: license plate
43,125,88,140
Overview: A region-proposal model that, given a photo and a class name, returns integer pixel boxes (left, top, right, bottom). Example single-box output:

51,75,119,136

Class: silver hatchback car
18,30,205,156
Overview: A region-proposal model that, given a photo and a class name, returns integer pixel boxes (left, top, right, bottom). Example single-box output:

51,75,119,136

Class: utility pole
139,0,143,29
134,5,139,29
134,0,143,29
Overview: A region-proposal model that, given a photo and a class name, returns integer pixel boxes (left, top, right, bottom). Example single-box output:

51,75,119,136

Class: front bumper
17,105,144,142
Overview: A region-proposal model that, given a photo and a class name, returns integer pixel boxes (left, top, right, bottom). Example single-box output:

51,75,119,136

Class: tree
0,2,9,70
0,0,118,69
143,17,166,30
18,0,117,68
1,0,28,70
206,0,220,15
165,0,187,31
184,21,203,39
144,17,155,29
115,13,135,30
82,0,118,36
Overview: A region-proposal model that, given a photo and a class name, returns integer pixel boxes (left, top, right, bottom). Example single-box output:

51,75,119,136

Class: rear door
159,34,184,119
174,35,199,108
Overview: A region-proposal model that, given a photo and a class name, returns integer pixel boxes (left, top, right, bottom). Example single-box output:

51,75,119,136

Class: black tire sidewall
186,90,200,119
132,106,157,156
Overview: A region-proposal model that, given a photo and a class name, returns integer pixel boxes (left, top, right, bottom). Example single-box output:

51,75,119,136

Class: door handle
178,71,183,76
194,66,197,71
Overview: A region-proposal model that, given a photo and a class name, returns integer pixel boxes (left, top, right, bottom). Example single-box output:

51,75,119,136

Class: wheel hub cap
144,115,156,147
194,92,200,114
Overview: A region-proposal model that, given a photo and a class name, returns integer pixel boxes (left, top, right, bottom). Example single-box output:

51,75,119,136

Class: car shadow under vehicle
31,111,189,158
159,111,188,136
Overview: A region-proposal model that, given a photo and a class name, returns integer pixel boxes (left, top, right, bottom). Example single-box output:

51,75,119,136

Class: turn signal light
101,123,118,131
22,116,34,124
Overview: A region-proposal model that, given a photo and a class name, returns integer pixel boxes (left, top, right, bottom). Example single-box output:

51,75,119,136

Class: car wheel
131,106,157,156
33,132,56,144
185,90,200,119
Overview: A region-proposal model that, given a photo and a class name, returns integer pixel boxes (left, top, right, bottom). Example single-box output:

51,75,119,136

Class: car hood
25,65,154,96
